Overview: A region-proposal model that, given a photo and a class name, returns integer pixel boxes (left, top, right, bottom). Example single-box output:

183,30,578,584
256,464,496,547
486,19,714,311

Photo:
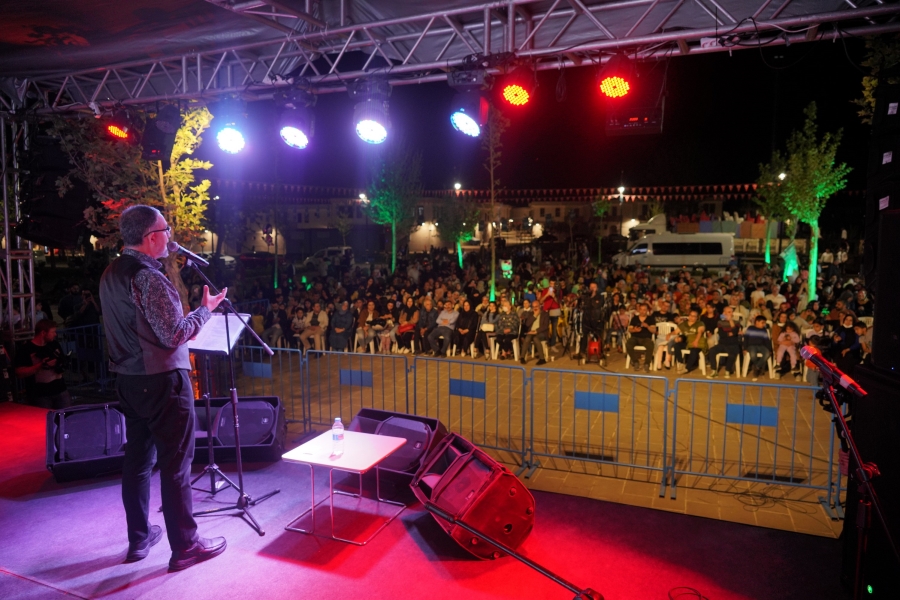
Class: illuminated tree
436,198,480,269
591,196,611,263
755,152,790,266
482,105,510,301
51,105,213,307
366,148,422,274
778,103,851,301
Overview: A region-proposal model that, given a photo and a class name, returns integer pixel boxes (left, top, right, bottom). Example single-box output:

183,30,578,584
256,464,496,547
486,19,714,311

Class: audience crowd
180,245,875,382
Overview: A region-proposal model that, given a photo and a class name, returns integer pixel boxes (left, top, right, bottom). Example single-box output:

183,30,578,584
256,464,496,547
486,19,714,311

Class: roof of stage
1,0,899,112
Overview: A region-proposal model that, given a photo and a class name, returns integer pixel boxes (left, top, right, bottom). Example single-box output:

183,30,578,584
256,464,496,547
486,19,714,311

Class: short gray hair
120,205,162,246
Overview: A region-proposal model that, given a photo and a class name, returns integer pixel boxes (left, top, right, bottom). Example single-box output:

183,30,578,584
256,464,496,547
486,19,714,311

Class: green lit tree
366,148,422,273
482,105,510,301
592,196,611,263
436,198,480,269
755,153,791,266
779,103,852,301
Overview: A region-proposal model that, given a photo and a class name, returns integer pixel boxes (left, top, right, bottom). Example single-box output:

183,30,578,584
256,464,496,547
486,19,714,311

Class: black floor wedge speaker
411,433,535,560
46,403,127,482
347,408,447,475
194,396,286,462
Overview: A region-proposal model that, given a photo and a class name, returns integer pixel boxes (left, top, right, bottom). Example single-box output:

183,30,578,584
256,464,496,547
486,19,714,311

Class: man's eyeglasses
144,226,171,237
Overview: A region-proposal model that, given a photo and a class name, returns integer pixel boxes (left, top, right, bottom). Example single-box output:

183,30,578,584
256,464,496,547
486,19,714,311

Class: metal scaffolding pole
1,114,36,343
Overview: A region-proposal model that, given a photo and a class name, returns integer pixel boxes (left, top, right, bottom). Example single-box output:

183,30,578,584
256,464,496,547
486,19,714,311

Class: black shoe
169,537,227,572
572,353,584,360
536,359,547,366
125,525,162,563
520,358,526,365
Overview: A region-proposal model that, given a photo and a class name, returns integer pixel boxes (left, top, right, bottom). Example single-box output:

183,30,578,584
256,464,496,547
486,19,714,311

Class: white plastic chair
653,322,678,370
680,348,707,376
742,350,775,379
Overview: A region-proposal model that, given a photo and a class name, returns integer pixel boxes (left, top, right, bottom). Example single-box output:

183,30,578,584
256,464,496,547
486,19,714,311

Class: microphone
800,345,867,398
166,241,209,267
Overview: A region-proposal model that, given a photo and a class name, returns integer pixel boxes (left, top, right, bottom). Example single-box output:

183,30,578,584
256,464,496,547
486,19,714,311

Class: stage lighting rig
499,66,535,107
349,79,391,144
598,54,634,99
141,104,182,163
209,98,247,154
449,91,488,137
105,109,136,142
275,88,315,149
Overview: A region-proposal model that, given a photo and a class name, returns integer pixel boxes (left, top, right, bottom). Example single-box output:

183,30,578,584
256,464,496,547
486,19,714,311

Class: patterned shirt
124,249,210,348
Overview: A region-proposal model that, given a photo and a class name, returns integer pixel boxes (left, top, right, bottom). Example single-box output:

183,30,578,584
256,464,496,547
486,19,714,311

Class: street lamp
778,172,786,181
617,186,625,236
454,182,462,190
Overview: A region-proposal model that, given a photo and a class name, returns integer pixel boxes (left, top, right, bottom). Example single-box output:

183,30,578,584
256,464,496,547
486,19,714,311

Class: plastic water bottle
331,417,344,458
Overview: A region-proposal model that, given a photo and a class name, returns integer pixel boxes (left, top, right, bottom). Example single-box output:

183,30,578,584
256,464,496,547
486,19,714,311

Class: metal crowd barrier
670,378,840,517
411,357,528,472
528,369,671,496
304,350,410,429
56,323,110,390
232,345,307,425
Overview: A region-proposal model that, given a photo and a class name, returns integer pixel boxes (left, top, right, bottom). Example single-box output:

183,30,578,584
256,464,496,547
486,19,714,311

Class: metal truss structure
2,0,900,113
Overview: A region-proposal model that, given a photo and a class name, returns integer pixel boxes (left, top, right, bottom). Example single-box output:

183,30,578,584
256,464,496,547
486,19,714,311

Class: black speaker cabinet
194,396,286,462
348,408,447,475
411,433,535,560
45,403,127,482
842,365,900,597
872,210,900,372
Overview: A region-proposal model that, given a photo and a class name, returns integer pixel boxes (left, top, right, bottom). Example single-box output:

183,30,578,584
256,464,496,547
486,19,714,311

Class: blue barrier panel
413,357,527,471
574,391,619,413
244,361,273,379
670,378,840,518
725,403,778,428
233,345,307,425
449,378,486,400
340,369,373,387
529,369,670,496
306,351,409,427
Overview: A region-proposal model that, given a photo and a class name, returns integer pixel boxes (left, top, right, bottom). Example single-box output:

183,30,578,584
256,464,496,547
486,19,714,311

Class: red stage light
600,75,631,99
502,83,530,106
107,125,129,139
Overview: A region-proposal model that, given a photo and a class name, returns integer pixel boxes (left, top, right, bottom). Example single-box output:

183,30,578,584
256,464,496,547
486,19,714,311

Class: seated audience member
707,305,742,378
672,310,707,375
428,300,459,356
329,301,354,351
494,300,521,360
743,315,772,381
520,302,550,366
775,321,802,379
626,303,656,372
453,300,479,356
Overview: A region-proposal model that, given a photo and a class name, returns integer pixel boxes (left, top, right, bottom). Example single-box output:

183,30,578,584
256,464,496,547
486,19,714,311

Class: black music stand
185,263,278,536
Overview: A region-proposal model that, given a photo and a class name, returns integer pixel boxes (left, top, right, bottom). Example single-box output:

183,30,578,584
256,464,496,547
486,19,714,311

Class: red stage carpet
0,402,849,599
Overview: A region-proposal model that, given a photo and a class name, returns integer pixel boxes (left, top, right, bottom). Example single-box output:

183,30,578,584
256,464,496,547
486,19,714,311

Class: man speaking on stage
99,205,228,571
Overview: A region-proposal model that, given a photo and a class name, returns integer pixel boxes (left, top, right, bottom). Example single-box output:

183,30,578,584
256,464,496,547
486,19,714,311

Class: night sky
198,37,870,193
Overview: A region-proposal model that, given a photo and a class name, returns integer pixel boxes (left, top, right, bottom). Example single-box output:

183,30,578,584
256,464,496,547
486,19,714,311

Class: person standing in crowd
575,281,604,361
99,205,227,571
14,319,71,409
520,301,550,366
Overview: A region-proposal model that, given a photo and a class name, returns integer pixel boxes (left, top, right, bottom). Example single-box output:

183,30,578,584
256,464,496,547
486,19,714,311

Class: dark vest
99,254,190,375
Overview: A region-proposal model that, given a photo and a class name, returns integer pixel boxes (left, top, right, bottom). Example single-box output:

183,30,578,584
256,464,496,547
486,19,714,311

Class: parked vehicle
239,251,275,266
627,213,667,241
199,252,236,270
301,246,353,270
612,233,735,268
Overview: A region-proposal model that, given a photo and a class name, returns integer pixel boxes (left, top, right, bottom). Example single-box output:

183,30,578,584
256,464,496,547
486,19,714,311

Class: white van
627,213,667,241
613,233,735,268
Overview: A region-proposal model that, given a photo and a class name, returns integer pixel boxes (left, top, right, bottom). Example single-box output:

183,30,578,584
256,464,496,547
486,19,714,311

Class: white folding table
282,430,406,545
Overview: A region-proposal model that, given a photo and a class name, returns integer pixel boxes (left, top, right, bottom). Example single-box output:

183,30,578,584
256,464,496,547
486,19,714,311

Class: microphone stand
184,258,279,536
816,376,900,600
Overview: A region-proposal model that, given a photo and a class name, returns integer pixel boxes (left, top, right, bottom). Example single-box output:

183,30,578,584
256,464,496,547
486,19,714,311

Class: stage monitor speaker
871,210,900,371
348,408,447,474
411,433,535,560
45,403,127,482
194,396,286,462
841,365,900,597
